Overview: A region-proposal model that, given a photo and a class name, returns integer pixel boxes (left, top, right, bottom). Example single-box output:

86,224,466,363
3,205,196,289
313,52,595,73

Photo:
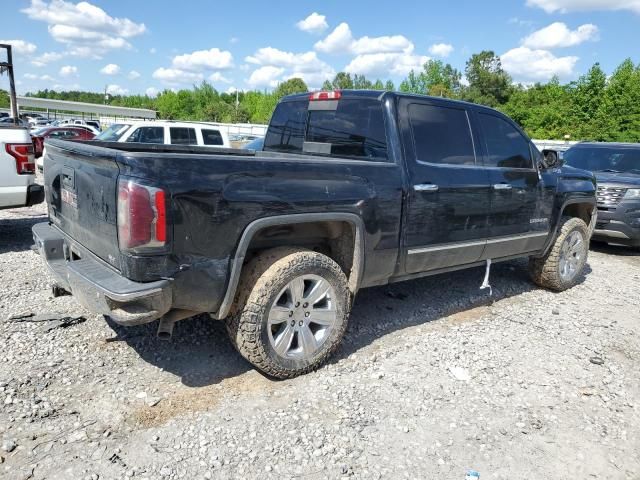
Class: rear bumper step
32,222,172,325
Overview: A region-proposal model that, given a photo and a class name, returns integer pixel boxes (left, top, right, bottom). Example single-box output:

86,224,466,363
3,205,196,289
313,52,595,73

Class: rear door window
408,103,476,165
202,129,223,146
170,127,197,145
478,113,533,169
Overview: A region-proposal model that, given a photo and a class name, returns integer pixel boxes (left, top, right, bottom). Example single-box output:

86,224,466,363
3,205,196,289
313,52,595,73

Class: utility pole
0,44,19,121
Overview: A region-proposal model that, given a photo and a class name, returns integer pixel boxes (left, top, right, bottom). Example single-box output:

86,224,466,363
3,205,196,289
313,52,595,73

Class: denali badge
61,188,78,209
530,218,548,224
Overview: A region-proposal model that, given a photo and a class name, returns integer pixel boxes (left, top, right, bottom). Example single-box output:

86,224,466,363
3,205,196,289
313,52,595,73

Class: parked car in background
31,118,53,128
242,136,264,151
0,117,29,127
32,126,96,171
564,142,640,249
34,90,597,379
0,124,43,209
0,112,8,118
95,121,230,148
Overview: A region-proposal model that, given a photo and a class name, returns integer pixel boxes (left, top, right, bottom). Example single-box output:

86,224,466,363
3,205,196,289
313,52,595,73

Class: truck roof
282,89,502,113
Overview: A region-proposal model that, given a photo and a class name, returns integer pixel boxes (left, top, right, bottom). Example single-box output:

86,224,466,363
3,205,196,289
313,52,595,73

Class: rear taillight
117,179,167,252
5,143,36,174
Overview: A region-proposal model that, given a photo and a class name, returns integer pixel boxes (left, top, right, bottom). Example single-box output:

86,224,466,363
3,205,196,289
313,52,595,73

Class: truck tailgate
44,140,122,270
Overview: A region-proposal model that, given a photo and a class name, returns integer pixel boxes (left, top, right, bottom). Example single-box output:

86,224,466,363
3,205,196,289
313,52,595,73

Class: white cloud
145,87,159,97
128,70,141,80
40,74,55,82
345,52,429,76
527,0,640,13
100,63,120,75
0,39,37,55
59,65,77,77
296,12,328,34
429,43,454,58
21,0,146,56
522,22,598,48
106,84,128,95
245,47,335,90
314,23,353,53
152,67,204,85
52,82,79,90
229,37,239,44
171,48,233,71
152,47,234,86
24,73,38,80
31,51,64,67
149,47,156,54
247,66,285,88
501,47,578,81
315,22,414,55
209,72,231,83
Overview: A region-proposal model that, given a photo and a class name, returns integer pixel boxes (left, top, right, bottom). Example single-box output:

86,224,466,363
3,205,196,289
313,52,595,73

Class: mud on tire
226,247,351,379
529,216,590,292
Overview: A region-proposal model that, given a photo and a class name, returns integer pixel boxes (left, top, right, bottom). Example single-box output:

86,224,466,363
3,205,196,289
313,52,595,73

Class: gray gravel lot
1,203,639,480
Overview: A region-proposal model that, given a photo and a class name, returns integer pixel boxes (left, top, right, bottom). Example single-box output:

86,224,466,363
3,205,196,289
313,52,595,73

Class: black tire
529,216,590,291
226,247,351,379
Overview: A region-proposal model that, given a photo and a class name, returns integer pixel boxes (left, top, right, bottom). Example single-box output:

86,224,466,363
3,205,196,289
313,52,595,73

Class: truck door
473,110,551,259
398,97,492,274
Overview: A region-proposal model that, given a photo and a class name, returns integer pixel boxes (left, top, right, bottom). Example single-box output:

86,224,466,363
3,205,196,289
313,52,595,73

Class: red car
31,127,95,159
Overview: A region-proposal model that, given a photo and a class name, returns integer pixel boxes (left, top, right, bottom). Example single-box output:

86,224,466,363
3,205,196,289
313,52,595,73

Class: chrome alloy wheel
267,274,337,360
559,230,585,282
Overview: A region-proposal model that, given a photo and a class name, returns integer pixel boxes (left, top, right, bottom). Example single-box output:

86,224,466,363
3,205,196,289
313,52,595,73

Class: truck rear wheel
226,247,350,379
528,216,589,291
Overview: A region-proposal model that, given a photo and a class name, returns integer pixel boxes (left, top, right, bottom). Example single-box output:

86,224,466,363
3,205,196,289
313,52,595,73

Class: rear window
264,98,387,161
202,129,223,146
264,101,306,153
170,127,197,145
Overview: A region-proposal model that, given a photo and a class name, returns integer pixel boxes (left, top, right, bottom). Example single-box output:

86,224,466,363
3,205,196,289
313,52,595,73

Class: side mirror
540,149,563,169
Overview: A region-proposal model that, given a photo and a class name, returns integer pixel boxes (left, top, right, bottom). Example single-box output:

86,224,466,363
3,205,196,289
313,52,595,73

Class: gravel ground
1,202,639,480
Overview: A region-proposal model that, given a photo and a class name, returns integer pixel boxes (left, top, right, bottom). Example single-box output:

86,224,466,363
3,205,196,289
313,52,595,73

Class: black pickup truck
33,90,597,378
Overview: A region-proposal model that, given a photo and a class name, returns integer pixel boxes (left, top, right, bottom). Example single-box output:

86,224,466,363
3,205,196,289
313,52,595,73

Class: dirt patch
446,304,491,325
129,372,276,428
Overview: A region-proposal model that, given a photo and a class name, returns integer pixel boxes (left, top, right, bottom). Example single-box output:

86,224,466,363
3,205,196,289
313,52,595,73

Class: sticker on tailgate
61,188,77,208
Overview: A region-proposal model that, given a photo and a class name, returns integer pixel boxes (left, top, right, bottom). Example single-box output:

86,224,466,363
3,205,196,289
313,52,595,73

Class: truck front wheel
226,248,351,379
528,216,590,291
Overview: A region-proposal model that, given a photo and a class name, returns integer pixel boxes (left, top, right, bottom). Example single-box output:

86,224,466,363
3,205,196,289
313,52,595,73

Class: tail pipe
157,309,200,340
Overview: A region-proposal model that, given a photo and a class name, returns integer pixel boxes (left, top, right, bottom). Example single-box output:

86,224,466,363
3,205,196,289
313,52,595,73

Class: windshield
243,137,264,150
31,128,49,136
564,146,640,174
95,123,131,141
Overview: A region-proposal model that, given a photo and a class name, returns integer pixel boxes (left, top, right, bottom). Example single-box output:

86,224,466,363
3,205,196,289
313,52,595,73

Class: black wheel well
244,220,359,292
562,202,595,226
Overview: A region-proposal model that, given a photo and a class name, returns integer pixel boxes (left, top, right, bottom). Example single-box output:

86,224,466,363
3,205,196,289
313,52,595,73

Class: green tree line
3,52,639,142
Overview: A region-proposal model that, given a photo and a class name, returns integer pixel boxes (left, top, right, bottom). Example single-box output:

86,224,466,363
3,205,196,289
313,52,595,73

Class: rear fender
213,212,366,320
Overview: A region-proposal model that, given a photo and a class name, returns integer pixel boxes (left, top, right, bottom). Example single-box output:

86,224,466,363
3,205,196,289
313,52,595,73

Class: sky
1,0,639,97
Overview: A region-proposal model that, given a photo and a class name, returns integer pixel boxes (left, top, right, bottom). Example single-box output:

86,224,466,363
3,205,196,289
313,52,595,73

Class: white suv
95,121,230,148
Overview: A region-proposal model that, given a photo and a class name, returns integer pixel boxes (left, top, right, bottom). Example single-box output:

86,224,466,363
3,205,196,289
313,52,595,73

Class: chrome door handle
414,184,439,192
493,183,512,190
